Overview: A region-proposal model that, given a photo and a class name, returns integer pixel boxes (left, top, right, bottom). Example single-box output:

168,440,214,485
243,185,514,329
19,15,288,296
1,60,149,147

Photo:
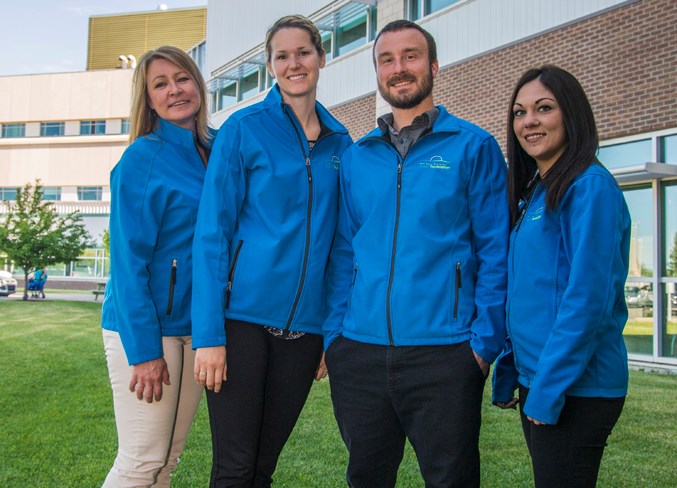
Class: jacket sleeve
466,137,509,363
523,175,629,424
323,146,359,350
191,120,246,348
491,339,519,404
109,144,164,365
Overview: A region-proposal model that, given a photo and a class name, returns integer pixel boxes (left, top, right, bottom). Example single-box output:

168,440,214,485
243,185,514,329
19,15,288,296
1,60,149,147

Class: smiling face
146,58,201,132
374,28,438,110
266,27,325,102
512,79,567,174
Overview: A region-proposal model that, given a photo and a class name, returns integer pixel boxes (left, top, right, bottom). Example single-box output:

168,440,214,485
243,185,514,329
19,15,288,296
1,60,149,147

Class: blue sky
1,1,206,77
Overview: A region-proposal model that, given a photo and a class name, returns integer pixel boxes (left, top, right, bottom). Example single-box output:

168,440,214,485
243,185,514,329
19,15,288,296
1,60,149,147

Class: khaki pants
102,330,203,487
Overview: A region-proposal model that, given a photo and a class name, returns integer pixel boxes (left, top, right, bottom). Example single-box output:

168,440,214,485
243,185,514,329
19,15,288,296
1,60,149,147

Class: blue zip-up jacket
492,164,630,425
324,107,508,362
102,119,212,365
191,86,352,348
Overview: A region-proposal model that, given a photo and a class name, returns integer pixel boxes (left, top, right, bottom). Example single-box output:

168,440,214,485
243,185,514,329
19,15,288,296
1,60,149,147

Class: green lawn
1,301,675,487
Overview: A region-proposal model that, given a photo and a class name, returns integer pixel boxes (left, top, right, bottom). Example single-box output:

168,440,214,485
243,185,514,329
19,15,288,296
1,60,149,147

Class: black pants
326,337,487,488
205,320,323,488
519,386,625,488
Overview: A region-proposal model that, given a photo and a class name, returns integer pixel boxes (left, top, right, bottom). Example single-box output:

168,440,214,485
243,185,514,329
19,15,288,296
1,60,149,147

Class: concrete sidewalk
3,291,99,303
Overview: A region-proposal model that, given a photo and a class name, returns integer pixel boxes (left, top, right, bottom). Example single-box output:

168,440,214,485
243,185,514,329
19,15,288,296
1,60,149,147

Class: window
598,139,652,170
662,134,677,163
42,187,62,201
207,2,377,112
409,0,462,20
320,2,377,59
189,41,206,76
121,119,130,134
663,184,677,358
40,122,65,137
80,120,106,135
1,123,25,138
0,187,19,201
77,186,102,201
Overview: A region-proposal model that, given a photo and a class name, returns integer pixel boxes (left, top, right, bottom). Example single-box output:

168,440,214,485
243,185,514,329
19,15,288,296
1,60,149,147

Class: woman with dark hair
191,15,352,487
101,45,213,487
492,65,631,487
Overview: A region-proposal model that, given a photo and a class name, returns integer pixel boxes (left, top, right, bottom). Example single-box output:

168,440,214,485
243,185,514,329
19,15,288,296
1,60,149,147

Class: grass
0,301,675,487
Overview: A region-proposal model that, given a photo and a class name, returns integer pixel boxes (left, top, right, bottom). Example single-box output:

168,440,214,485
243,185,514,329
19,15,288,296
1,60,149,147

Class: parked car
624,285,652,308
0,270,18,297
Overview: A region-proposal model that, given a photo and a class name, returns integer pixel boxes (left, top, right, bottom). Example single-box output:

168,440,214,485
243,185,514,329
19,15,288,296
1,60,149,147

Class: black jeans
519,385,625,488
326,337,487,488
205,320,323,488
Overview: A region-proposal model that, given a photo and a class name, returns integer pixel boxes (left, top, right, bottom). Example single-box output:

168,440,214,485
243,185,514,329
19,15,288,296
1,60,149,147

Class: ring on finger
199,371,206,376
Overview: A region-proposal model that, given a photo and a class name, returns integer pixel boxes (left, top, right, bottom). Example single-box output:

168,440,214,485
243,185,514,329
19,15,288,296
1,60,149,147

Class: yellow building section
87,8,206,71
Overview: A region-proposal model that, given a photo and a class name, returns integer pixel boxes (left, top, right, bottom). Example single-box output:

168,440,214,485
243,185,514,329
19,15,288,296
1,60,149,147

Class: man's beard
378,68,434,110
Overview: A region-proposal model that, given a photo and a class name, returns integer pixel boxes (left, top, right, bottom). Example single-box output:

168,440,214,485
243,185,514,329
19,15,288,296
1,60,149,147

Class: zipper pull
171,259,177,283
306,156,312,182
397,162,402,189
456,262,462,288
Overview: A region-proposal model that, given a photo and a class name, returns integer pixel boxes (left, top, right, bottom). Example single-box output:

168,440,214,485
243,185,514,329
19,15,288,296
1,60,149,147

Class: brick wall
330,0,677,149
330,93,377,140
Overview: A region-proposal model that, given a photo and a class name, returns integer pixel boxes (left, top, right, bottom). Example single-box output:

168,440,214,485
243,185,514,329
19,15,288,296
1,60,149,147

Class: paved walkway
3,291,98,303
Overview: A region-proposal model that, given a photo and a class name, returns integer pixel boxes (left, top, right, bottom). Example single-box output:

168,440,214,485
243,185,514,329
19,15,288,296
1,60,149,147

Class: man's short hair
372,20,438,66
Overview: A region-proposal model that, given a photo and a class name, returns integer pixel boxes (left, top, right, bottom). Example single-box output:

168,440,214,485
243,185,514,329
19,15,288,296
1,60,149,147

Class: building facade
204,0,677,366
0,6,207,279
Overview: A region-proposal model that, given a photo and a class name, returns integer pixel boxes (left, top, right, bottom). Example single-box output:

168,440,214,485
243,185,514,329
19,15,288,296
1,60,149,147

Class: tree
0,180,91,300
667,232,677,278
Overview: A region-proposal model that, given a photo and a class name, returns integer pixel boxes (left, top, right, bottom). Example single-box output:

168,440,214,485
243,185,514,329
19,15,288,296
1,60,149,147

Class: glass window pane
662,284,677,358
219,82,237,110
666,184,677,277
240,69,259,101
662,134,677,164
77,186,102,201
0,188,19,201
426,0,461,15
80,120,106,135
40,122,64,137
121,119,130,134
42,187,61,201
322,33,333,62
409,0,422,20
336,9,368,56
624,187,654,277
624,280,653,355
2,123,25,138
598,139,652,170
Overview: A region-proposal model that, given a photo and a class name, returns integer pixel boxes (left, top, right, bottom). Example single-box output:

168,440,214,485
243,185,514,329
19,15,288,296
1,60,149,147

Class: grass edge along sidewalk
0,300,675,487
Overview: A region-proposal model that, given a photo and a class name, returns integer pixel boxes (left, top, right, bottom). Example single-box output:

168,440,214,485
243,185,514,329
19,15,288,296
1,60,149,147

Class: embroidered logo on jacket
419,155,451,170
325,156,341,170
530,206,544,221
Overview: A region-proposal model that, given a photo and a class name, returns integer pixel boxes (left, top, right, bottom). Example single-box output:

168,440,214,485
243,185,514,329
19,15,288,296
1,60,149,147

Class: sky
0,1,207,77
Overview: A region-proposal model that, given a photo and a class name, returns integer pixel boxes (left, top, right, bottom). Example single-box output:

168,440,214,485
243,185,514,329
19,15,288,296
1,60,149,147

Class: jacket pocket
453,261,462,319
226,240,244,309
347,261,358,309
166,258,177,315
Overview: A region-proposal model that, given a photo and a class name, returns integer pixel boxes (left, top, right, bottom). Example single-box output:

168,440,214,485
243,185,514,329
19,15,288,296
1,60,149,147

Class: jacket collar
263,84,348,135
363,105,461,143
154,118,198,150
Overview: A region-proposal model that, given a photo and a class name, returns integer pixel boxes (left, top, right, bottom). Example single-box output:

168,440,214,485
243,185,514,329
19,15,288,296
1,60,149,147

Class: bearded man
323,20,509,488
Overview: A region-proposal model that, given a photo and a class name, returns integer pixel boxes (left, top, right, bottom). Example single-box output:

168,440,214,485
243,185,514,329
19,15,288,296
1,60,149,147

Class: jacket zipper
226,240,244,309
385,161,403,345
283,106,330,330
453,261,462,319
166,259,177,315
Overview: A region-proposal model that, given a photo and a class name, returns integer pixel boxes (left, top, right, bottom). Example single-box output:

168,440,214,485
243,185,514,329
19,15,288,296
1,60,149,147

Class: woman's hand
314,352,328,381
527,416,547,425
128,357,170,403
194,346,227,392
495,398,519,410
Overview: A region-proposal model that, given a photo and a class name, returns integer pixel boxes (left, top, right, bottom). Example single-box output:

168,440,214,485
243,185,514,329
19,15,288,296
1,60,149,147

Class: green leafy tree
0,181,91,300
667,233,677,278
